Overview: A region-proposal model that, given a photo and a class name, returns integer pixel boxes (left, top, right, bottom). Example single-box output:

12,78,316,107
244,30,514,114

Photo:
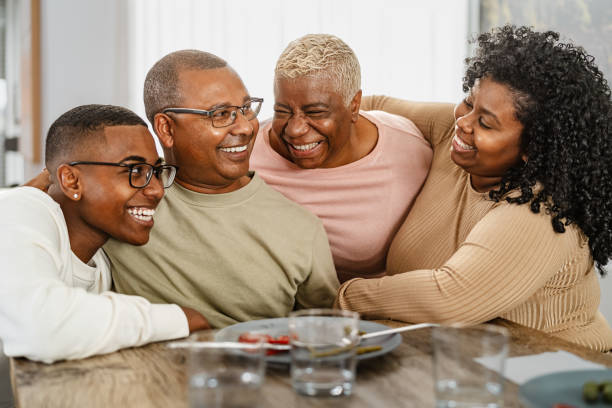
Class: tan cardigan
336,96,612,351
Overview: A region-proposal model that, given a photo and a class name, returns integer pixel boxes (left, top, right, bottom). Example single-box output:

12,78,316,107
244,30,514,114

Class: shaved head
143,49,228,125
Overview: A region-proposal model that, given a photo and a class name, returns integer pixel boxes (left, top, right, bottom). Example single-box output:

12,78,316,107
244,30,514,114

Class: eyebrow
208,96,252,110
479,106,501,126
119,156,147,163
119,156,164,165
273,102,330,110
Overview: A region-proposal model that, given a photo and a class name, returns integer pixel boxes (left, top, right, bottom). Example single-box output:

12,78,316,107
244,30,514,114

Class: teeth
292,142,319,151
219,145,248,153
454,135,476,150
128,207,155,221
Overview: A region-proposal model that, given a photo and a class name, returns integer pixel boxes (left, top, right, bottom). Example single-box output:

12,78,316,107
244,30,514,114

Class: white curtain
126,0,470,121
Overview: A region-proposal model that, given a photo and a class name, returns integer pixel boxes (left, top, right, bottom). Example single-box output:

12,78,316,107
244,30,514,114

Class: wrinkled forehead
274,74,344,104
177,67,249,108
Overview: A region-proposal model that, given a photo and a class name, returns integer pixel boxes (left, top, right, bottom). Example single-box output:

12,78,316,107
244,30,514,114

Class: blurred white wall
126,0,470,121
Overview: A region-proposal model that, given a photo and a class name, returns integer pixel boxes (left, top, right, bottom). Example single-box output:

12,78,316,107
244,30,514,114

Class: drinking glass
288,308,360,397
432,324,508,408
187,340,266,408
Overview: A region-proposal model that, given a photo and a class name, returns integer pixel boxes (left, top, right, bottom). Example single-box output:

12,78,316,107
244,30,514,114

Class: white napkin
475,351,606,384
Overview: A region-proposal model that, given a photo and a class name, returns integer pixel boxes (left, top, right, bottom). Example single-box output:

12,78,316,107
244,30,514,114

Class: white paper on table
475,351,605,385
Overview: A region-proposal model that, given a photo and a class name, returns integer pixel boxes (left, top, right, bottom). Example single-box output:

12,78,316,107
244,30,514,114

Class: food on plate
356,345,383,355
604,383,612,403
583,381,599,402
237,331,383,357
581,380,612,404
237,332,289,355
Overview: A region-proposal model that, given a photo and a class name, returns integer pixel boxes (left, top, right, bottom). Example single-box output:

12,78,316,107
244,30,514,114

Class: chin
118,232,151,246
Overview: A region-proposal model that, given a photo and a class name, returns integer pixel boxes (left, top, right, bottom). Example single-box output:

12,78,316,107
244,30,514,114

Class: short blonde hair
275,34,361,105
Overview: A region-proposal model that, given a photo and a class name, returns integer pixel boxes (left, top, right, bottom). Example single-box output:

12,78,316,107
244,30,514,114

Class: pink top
250,110,432,282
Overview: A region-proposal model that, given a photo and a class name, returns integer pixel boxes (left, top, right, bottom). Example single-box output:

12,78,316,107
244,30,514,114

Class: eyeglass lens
129,164,175,188
212,99,262,127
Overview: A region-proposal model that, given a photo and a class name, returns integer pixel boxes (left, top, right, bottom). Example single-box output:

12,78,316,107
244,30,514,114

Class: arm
0,208,190,363
361,95,456,147
23,168,51,192
296,223,340,309
336,203,572,324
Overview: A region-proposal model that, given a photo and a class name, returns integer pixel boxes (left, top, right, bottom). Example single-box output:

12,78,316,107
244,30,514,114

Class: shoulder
0,187,61,225
0,187,66,251
481,199,584,251
361,110,422,137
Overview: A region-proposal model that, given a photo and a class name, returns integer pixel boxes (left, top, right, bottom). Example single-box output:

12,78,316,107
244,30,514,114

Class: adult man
250,34,433,282
0,105,207,363
104,50,338,328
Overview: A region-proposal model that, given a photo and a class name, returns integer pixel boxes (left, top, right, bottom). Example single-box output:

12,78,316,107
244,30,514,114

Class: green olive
602,383,612,403
600,380,612,392
583,381,600,403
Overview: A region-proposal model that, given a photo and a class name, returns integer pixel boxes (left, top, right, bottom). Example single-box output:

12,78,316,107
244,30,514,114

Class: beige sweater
336,96,612,351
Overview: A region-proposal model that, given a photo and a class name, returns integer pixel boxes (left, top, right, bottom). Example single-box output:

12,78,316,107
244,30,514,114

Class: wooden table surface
10,319,612,408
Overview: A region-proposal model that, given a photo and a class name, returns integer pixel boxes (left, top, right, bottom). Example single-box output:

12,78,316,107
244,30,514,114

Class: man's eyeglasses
162,97,263,128
68,161,178,189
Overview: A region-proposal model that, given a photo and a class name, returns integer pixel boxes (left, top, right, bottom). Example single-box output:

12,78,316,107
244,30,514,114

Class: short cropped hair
45,104,147,172
275,34,361,105
143,49,228,125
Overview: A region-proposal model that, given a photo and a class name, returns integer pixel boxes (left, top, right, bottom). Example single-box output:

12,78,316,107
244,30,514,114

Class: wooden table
10,319,612,407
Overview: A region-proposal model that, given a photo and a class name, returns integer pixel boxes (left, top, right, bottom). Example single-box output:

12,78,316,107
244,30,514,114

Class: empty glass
432,324,509,408
288,308,360,397
186,340,266,408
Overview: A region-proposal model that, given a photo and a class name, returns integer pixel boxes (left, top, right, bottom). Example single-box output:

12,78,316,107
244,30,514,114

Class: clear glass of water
187,340,266,408
432,324,508,408
288,308,360,397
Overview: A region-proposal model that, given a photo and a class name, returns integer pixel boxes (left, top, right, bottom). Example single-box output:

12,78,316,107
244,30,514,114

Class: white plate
215,317,403,364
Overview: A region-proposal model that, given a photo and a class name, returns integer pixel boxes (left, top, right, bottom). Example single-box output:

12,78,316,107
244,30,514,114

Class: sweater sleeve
0,216,188,364
296,222,340,309
335,203,574,324
361,95,456,147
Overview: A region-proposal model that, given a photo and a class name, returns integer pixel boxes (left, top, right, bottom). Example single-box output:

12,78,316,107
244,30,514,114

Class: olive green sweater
105,173,338,328
337,97,612,351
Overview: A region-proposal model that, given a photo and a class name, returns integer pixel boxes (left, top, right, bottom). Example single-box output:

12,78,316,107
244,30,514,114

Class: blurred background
0,1,610,406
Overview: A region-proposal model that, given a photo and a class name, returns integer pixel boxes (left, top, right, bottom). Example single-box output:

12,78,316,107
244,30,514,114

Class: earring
73,193,78,199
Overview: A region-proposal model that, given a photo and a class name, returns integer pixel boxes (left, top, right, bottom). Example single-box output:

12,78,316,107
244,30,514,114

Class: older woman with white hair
250,34,433,283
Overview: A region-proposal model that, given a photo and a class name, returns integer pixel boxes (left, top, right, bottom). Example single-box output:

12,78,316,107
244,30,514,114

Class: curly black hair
463,25,612,275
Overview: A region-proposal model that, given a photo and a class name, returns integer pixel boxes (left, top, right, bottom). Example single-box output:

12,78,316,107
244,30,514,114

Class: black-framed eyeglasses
162,97,263,128
67,161,178,189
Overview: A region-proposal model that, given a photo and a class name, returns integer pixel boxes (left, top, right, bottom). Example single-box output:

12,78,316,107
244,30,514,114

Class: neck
470,174,503,193
175,174,251,194
49,188,107,263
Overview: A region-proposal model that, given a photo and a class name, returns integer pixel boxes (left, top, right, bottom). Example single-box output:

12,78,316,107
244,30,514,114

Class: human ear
349,90,362,123
154,113,175,149
56,164,82,201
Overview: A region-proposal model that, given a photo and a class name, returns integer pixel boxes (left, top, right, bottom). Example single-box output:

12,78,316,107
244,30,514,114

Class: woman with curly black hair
336,25,612,351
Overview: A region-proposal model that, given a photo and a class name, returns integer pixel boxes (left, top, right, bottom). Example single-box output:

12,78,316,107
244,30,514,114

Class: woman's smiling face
451,77,526,192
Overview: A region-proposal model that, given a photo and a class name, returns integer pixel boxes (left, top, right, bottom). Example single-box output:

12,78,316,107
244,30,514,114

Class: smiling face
163,67,258,192
76,125,164,246
451,77,526,192
271,76,357,169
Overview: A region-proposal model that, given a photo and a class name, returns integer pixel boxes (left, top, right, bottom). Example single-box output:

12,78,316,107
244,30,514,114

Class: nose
285,113,309,138
455,111,474,134
141,175,164,202
229,109,254,135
